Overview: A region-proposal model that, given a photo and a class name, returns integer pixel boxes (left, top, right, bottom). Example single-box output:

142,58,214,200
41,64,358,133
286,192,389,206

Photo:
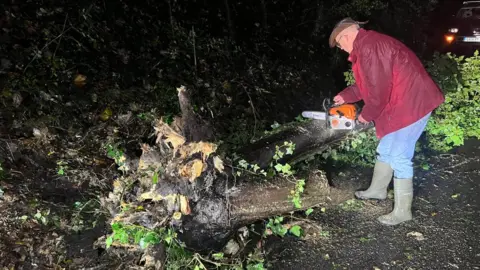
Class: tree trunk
101,86,373,252
311,0,324,39
238,119,373,169
224,0,235,41
260,0,268,32
180,167,361,251
166,0,175,32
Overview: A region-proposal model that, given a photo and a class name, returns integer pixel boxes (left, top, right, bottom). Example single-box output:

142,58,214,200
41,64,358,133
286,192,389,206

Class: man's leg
378,113,431,225
355,133,394,200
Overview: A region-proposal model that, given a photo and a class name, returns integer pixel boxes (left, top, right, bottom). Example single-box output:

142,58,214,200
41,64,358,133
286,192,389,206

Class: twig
289,215,323,232
242,87,258,141
225,173,231,226
191,26,197,79
6,139,14,161
23,26,73,73
53,14,69,58
195,253,240,267
438,159,473,171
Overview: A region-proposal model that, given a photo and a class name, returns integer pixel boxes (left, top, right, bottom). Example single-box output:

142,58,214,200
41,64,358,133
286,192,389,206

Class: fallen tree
98,86,374,267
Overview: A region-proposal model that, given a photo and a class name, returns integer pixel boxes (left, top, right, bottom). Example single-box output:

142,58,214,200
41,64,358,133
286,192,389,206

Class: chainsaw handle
322,98,332,112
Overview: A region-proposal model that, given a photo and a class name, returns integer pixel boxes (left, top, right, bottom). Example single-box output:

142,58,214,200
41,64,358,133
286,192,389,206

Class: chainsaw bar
301,111,327,120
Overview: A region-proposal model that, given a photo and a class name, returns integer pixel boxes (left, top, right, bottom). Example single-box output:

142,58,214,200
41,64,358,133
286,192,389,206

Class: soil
264,139,480,270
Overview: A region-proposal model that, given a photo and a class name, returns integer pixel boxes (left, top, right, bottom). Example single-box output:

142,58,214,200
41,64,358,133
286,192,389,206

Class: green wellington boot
355,160,393,200
378,178,413,225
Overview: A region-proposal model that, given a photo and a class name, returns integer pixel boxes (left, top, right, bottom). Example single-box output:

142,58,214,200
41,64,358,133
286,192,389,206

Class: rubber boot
355,160,393,200
377,178,413,225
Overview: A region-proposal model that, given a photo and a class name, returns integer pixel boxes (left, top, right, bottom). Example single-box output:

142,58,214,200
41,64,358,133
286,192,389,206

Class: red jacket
338,29,445,139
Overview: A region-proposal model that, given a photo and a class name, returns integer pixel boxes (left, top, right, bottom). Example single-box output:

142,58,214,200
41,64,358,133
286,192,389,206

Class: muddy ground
265,139,480,270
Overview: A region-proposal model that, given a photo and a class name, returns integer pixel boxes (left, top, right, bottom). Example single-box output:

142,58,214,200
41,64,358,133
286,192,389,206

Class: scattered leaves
73,74,87,87
407,231,425,241
100,107,113,121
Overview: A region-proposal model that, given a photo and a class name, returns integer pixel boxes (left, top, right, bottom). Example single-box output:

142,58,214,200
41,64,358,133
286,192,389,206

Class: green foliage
425,51,480,151
344,69,356,86
272,141,296,176
106,223,198,269
105,144,129,172
236,159,267,177
106,222,162,249
264,216,303,238
327,130,379,167
265,216,288,237
289,179,306,209
235,140,296,177
56,160,68,176
289,225,303,237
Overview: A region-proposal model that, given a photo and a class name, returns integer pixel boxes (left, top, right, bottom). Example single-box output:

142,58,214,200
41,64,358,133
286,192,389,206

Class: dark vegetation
0,0,479,269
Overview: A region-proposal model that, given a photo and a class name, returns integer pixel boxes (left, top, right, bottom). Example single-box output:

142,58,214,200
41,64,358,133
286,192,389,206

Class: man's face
335,28,353,53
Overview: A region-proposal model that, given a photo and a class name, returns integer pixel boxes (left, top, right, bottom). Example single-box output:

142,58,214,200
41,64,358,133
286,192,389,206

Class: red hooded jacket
338,29,445,139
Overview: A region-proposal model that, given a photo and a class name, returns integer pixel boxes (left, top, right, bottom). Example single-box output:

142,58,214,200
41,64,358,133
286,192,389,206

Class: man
329,18,444,225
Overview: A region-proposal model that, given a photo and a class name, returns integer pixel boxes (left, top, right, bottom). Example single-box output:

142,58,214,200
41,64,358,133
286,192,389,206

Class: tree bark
179,166,360,251
238,119,373,169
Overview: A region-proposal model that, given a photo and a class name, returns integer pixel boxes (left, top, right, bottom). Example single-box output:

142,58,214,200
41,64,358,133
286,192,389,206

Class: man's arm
357,47,393,122
338,83,362,103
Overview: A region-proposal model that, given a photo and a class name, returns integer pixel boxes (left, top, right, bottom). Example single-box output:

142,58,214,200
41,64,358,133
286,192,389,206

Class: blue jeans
377,112,431,179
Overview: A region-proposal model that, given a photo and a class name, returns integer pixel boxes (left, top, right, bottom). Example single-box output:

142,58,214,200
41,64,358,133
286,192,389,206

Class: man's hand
358,114,369,124
333,95,345,105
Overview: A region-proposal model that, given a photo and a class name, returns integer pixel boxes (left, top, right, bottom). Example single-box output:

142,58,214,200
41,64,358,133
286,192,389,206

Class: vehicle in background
443,1,480,54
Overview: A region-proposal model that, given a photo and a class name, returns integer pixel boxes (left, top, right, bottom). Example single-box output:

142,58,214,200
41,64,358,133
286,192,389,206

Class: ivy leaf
281,163,291,174
212,252,224,260
274,163,283,172
117,230,129,244
134,229,144,244
289,225,302,237
152,171,159,184
238,159,248,169
111,222,122,231
106,236,113,249
143,232,160,245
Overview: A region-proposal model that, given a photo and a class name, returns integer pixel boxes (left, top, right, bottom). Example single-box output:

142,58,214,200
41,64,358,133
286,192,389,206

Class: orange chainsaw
301,99,360,130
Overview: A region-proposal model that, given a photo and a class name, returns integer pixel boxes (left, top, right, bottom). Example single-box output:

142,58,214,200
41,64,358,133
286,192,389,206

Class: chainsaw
301,98,360,130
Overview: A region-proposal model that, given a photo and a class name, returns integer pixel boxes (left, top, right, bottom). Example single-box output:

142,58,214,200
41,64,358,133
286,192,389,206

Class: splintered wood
179,159,205,182
154,119,219,182
177,141,217,161
154,119,186,152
